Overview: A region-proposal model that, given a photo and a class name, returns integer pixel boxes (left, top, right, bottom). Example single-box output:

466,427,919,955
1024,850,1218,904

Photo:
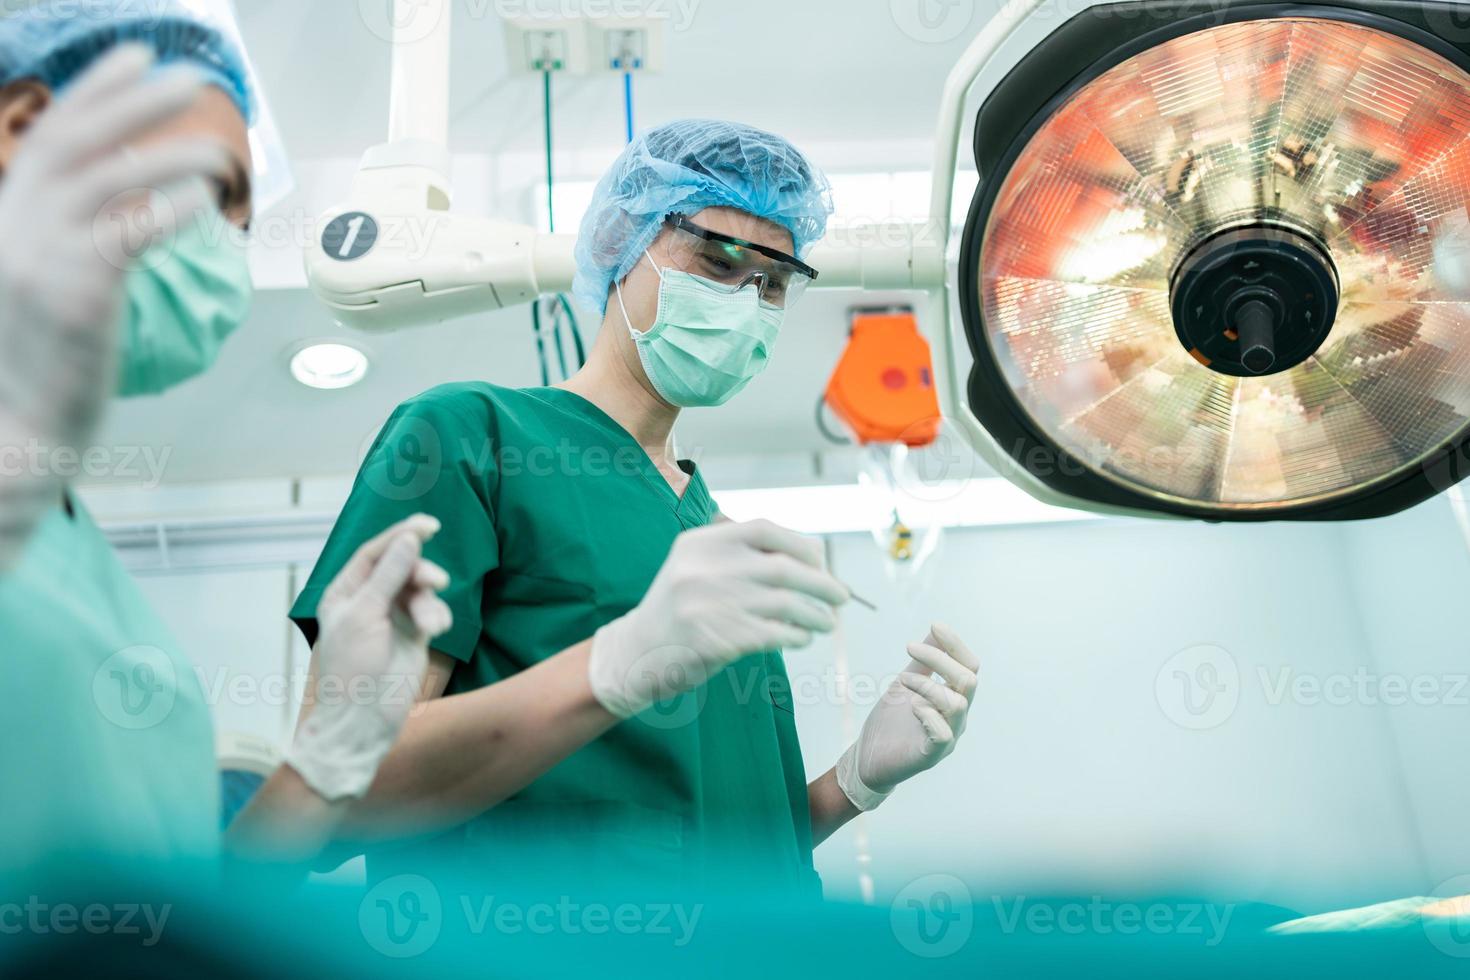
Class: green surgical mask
617,252,784,408
116,217,253,397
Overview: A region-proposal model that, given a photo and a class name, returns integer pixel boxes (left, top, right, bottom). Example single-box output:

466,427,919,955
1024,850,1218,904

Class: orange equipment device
823,308,941,447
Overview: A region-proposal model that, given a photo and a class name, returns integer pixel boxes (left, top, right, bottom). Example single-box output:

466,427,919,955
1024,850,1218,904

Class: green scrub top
0,499,219,878
290,384,817,894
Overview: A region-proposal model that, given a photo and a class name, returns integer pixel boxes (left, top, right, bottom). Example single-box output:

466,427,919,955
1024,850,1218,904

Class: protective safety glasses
659,213,819,309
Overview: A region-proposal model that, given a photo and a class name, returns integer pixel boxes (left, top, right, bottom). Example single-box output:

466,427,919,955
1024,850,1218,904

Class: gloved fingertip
434,601,454,637
391,531,422,557
405,513,442,540
415,559,450,591
367,534,421,592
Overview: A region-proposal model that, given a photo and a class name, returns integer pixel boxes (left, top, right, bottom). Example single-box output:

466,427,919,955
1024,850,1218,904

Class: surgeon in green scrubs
0,5,452,882
291,120,981,894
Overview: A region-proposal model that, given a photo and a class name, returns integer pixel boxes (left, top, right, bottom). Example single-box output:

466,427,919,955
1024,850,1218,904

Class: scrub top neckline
527,386,713,519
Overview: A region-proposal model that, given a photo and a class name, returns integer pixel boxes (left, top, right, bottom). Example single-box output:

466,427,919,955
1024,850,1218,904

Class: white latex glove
589,519,851,719
0,44,227,439
836,623,979,811
286,515,455,801
0,45,229,571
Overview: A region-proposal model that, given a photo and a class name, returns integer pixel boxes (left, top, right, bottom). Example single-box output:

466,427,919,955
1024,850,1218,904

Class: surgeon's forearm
335,639,618,843
808,766,861,846
223,763,352,878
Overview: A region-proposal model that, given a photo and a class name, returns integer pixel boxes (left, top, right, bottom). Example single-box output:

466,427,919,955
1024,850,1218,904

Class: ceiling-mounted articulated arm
307,219,938,332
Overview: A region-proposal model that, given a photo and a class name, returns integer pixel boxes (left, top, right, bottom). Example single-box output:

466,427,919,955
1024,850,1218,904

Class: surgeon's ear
0,80,52,176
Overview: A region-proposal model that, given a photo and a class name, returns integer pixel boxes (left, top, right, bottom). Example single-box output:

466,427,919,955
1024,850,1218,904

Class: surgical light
290,343,370,390
960,5,1470,521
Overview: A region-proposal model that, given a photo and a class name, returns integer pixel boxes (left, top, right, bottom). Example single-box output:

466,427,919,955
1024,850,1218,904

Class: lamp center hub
1170,224,1340,377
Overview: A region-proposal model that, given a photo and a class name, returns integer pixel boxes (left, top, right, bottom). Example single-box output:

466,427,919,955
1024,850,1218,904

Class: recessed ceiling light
290,343,370,390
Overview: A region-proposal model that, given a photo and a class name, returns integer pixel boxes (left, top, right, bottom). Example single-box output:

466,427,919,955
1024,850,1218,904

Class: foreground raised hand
0,45,230,570
286,515,454,801
836,623,980,811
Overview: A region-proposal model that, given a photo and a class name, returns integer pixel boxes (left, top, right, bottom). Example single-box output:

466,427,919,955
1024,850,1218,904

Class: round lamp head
962,4,1470,520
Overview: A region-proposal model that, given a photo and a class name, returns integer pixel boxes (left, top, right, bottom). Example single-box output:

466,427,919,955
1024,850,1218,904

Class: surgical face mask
116,217,253,397
616,252,785,408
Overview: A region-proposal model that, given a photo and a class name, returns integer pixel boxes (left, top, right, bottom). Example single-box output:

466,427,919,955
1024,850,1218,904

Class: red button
881,368,906,390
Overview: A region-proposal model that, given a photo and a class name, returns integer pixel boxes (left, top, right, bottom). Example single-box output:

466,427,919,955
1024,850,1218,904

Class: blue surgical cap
0,0,255,124
572,119,834,317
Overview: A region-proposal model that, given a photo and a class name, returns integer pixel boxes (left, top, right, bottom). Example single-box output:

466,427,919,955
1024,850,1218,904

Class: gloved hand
0,45,229,571
836,623,979,811
286,515,455,801
589,518,851,719
0,43,228,440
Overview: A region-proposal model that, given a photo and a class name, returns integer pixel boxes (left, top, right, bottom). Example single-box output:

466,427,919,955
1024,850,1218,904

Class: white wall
801,518,1434,915
133,567,304,748
1335,494,1470,898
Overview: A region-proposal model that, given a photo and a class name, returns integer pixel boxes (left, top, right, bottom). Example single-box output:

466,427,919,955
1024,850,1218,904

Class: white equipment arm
304,0,946,331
